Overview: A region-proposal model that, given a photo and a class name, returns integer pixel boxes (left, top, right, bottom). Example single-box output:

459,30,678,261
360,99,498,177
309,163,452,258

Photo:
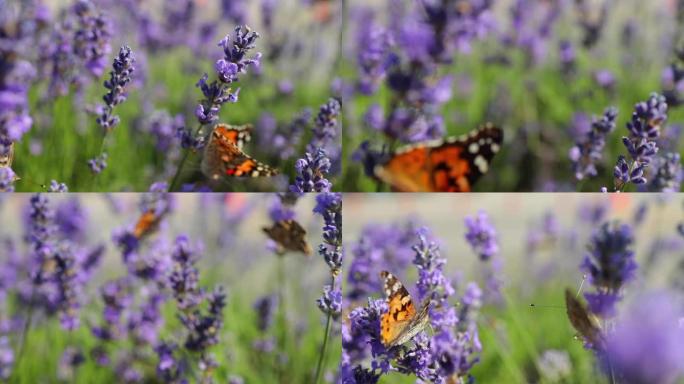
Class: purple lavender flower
254,294,278,332
317,283,342,315
169,235,202,311
87,152,108,174
580,222,637,317
290,149,332,193
189,25,261,148
604,291,684,384
97,46,135,133
464,211,499,261
0,336,12,380
72,0,111,78
0,168,17,192
221,0,247,24
614,93,667,190
355,11,393,95
314,192,342,274
181,286,226,352
48,180,69,193
647,153,682,192
57,347,85,381
569,107,618,181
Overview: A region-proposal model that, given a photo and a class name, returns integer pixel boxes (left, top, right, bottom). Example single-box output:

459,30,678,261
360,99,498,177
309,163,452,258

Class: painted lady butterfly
379,271,431,348
0,142,14,168
374,123,503,192
132,208,168,240
263,219,313,256
564,288,603,348
201,123,278,180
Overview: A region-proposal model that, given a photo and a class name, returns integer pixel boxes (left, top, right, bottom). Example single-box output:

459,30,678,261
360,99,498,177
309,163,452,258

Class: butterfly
201,123,278,180
0,142,14,168
374,123,503,192
564,288,603,349
379,271,431,348
132,208,168,240
262,219,313,256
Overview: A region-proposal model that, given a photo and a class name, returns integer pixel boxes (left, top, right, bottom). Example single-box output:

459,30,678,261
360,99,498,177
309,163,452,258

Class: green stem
168,124,205,192
313,274,336,384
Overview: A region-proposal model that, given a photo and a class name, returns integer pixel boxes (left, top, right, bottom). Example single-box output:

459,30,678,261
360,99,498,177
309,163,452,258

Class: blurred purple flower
464,210,499,261
581,222,637,317
72,0,111,78
605,291,684,384
569,107,618,181
87,152,108,174
290,149,332,193
0,168,17,192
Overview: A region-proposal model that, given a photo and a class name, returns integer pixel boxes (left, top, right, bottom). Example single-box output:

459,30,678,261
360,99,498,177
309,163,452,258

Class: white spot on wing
474,155,488,173
469,142,479,154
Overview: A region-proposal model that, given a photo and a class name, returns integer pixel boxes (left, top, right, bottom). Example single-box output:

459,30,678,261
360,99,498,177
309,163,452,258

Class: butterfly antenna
17,176,47,190
529,303,565,310
575,274,587,298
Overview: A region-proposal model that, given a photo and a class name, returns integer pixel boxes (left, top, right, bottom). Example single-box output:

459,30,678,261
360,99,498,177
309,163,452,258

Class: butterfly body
374,123,503,192
133,209,168,240
201,123,278,180
380,271,431,348
263,219,312,256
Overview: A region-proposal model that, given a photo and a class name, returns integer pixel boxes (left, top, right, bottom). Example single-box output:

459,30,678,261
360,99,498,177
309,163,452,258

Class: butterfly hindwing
375,123,503,192
0,142,14,168
262,219,313,256
201,124,278,180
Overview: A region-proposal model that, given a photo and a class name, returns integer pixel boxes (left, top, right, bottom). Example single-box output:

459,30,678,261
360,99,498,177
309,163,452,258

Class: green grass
13,50,334,192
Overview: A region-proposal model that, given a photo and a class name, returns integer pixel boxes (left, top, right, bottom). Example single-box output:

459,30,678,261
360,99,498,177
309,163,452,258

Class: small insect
0,142,14,168
132,209,167,240
374,123,503,192
262,219,313,256
201,123,278,181
379,271,431,348
564,288,603,349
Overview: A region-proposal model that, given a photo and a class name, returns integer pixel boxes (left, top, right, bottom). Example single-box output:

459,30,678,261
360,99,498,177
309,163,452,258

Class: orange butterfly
374,123,503,192
201,123,278,180
379,271,431,348
132,209,167,240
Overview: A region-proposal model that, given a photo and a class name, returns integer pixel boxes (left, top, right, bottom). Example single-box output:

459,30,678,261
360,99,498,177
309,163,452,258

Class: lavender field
342,194,684,383
0,191,342,383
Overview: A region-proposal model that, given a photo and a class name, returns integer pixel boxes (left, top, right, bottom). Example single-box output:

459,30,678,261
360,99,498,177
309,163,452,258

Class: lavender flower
604,291,684,384
72,0,111,78
97,46,135,133
309,98,341,153
317,283,342,315
0,168,17,192
0,336,12,380
169,235,202,311
614,93,667,190
464,211,499,261
355,11,393,95
580,222,637,317
569,107,618,181
647,153,682,192
290,149,332,193
48,180,69,193
181,286,226,352
87,152,107,174
314,192,342,274
191,26,260,143
253,294,278,332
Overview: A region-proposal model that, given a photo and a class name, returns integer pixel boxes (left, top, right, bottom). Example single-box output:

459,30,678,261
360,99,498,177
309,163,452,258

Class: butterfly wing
202,128,278,180
0,142,14,168
565,288,602,347
375,123,503,192
133,210,158,239
380,271,418,347
262,220,313,256
213,123,252,151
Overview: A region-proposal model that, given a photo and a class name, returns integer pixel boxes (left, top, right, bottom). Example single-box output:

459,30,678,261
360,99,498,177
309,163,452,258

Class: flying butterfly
379,271,431,348
132,208,169,240
374,123,503,192
262,219,313,256
201,123,278,180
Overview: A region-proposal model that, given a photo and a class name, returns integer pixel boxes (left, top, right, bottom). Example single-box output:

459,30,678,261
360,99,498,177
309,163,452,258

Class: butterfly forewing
375,123,503,192
379,271,431,348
